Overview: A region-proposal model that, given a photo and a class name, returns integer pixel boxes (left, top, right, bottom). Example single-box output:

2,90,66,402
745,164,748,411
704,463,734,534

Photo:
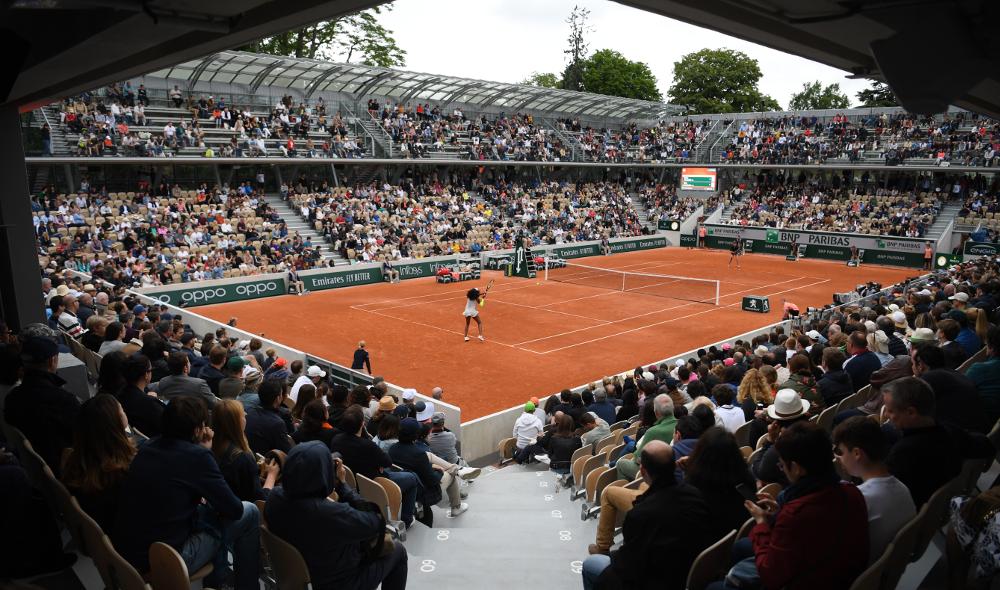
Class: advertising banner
703,225,928,268
680,167,717,191
143,277,286,307
963,241,1000,258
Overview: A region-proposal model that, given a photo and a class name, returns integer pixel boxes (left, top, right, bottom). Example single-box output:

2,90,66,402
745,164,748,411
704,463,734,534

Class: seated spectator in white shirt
711,384,746,433
511,401,544,464
833,416,916,564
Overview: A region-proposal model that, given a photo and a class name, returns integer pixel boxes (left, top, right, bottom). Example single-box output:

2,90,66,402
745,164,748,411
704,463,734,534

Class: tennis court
196,248,915,419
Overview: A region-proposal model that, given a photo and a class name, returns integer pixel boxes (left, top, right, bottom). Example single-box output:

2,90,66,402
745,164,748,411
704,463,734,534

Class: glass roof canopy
148,50,683,121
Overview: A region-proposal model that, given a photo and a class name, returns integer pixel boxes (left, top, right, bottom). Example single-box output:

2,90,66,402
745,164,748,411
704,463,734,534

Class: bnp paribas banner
703,225,929,268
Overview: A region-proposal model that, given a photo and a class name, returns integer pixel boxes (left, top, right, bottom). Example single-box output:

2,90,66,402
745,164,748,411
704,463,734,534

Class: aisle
404,462,599,590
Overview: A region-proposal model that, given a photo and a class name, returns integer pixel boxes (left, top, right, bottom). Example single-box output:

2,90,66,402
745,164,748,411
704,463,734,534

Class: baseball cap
431,413,446,426
917,289,932,297
524,402,536,412
949,292,970,302
306,365,326,378
530,396,540,406
721,343,732,351
416,401,435,422
754,345,769,357
226,356,246,372
723,358,735,366
909,327,936,343
674,359,685,367
401,388,417,401
243,367,262,383
133,304,147,314
273,357,287,368
806,330,821,340
21,336,59,362
399,417,421,438
180,333,196,344
641,371,655,381
888,304,900,312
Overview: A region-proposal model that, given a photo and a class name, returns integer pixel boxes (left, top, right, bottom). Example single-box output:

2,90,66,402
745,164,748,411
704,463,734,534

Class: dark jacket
887,422,961,507
265,442,383,590
196,364,226,395
886,333,908,357
940,341,968,370
154,374,218,407
215,444,269,502
750,480,868,590
3,370,80,473
292,425,337,448
540,433,582,471
112,437,243,572
587,401,618,425
389,440,442,506
691,482,753,543
598,481,713,590
329,431,392,480
817,370,854,405
350,348,370,373
245,405,292,456
844,350,882,391
117,385,165,438
919,369,990,433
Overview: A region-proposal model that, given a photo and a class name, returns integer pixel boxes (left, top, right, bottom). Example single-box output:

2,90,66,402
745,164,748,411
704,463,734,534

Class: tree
560,5,591,92
667,48,781,114
788,81,851,110
521,72,561,89
856,81,897,107
243,5,405,68
579,49,661,101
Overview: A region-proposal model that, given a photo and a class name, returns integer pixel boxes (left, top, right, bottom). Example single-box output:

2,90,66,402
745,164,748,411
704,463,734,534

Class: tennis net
544,259,720,305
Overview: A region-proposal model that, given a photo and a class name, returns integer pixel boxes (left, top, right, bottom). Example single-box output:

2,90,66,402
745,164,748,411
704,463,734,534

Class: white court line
356,307,543,354
512,275,808,346
353,280,541,312
533,277,831,355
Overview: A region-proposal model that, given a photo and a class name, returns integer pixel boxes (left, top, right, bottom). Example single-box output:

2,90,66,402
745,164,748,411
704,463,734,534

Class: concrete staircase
924,200,963,241
261,193,345,264
628,192,660,233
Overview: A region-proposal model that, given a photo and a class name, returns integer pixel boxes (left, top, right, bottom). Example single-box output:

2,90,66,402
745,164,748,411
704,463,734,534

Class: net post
715,280,720,306
544,256,548,281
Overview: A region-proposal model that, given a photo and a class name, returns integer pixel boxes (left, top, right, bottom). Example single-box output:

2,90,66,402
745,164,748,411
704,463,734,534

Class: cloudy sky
379,0,871,109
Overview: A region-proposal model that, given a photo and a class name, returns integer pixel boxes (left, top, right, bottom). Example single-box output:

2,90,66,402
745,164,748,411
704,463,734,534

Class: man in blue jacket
266,441,408,590
112,396,260,590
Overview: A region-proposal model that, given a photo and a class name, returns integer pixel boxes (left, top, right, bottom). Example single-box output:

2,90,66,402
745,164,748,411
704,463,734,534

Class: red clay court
197,248,914,420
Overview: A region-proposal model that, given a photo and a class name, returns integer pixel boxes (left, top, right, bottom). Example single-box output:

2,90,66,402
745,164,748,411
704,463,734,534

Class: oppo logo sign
182,288,227,303
236,282,279,296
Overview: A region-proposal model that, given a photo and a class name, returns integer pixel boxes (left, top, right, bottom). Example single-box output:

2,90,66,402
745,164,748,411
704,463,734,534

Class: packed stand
368,99,571,161
507,255,1000,589
719,111,1000,166
55,83,366,159
723,171,946,236
284,178,650,263
955,176,1000,238
0,268,489,588
558,119,709,163
32,180,330,288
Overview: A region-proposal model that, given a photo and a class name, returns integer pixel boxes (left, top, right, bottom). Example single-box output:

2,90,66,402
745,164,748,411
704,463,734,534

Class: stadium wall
702,224,930,268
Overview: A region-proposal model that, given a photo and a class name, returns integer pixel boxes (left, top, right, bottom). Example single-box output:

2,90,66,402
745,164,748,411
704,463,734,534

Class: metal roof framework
150,50,683,120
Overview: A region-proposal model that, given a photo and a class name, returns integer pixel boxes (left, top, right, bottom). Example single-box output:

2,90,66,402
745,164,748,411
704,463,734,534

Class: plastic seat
497,437,517,465
149,541,213,589
260,526,312,590
686,529,737,590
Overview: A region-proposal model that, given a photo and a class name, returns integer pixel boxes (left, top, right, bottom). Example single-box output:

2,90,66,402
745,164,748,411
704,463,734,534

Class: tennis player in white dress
463,288,486,341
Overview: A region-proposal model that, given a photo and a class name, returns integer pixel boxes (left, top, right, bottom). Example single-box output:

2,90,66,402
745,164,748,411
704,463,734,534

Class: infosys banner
483,235,666,269
702,225,929,268
142,276,287,307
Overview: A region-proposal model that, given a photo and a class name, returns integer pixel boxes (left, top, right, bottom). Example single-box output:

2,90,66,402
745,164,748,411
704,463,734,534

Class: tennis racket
479,279,495,307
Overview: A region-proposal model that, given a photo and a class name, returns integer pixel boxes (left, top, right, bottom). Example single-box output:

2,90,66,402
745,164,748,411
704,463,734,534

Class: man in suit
154,352,219,408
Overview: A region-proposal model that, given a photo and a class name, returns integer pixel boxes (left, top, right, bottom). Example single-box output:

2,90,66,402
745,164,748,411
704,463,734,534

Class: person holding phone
211,399,279,502
706,422,868,590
